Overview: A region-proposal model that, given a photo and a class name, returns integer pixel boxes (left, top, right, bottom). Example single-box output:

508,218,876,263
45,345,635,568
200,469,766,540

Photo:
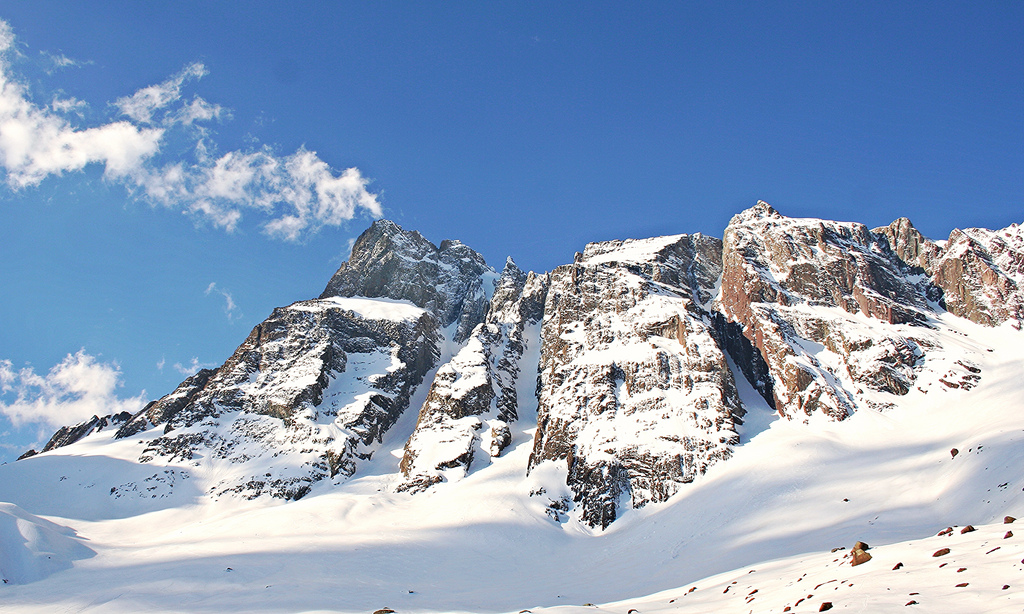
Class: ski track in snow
0,312,1023,612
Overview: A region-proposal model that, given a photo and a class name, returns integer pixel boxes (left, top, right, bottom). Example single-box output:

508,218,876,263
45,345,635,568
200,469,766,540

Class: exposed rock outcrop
399,258,549,491
134,296,441,499
528,233,743,528
18,411,135,457
719,202,932,420
116,369,215,438
321,219,495,342
114,221,494,500
875,218,1024,327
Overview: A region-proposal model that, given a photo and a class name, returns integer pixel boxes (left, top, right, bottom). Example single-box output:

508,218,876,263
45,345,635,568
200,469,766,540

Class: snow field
0,311,1021,612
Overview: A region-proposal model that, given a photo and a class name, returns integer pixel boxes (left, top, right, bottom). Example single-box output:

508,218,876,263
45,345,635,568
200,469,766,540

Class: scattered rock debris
933,548,951,557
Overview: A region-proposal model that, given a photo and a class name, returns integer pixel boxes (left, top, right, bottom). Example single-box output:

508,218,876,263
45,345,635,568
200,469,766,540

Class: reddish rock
933,548,951,557
893,562,904,570
1005,516,1016,524
955,582,969,588
878,217,1024,327
950,448,959,459
960,525,976,534
929,227,1024,327
938,527,953,536
819,603,833,612
851,548,872,566
906,600,918,606
720,202,931,420
1005,531,1013,539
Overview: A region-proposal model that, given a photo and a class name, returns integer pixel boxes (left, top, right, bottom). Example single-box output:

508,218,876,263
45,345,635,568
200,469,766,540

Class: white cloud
173,357,217,376
0,68,164,186
173,96,225,126
0,19,381,241
0,350,147,429
156,357,166,372
114,62,208,125
0,21,14,53
51,94,87,115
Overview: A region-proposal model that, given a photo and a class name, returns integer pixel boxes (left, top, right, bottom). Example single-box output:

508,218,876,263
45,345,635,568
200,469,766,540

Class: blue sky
0,2,1021,462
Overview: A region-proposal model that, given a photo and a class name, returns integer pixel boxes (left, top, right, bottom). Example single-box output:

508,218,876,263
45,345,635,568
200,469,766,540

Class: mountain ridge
4,202,1024,613
18,201,1023,530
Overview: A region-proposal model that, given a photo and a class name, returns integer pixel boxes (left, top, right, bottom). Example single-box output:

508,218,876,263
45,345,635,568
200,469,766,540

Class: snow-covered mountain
3,202,1023,613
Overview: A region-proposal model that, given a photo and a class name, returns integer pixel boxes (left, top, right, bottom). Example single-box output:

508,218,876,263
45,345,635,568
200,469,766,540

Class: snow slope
1,312,1022,612
0,503,94,586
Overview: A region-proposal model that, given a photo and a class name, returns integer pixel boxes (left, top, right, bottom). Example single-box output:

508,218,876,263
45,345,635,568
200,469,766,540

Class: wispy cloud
156,357,166,372
0,350,147,429
0,19,382,241
50,94,87,116
173,357,217,376
205,281,240,322
40,50,90,74
114,62,211,125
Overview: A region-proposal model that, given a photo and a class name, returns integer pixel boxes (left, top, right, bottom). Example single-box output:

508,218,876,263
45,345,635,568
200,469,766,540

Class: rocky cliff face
108,221,495,500
399,259,548,492
28,204,1023,528
320,219,494,343
877,218,1024,328
718,202,935,420
131,297,441,499
528,233,743,528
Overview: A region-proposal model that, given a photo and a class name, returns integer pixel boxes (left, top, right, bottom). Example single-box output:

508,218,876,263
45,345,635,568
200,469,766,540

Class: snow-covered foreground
1,313,1023,613
537,518,1024,613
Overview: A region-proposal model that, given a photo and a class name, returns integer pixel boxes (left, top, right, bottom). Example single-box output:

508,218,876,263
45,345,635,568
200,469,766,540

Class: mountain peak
321,219,495,342
731,199,781,225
